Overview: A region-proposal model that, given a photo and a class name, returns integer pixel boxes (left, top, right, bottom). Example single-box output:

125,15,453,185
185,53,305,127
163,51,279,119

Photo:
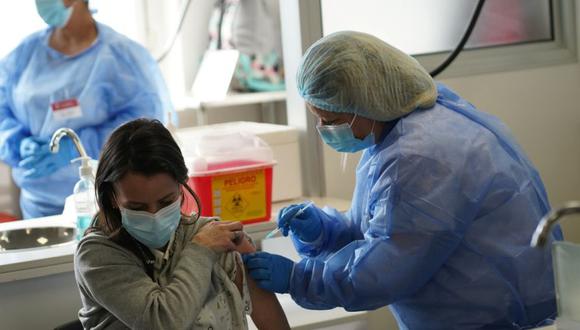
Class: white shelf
175,91,286,111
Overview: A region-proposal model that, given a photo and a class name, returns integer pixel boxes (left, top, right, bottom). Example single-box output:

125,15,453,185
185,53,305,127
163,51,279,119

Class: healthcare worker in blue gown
243,31,564,329
0,0,171,218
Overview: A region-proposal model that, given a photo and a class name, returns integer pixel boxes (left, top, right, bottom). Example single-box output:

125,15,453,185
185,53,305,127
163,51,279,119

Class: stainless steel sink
0,227,76,252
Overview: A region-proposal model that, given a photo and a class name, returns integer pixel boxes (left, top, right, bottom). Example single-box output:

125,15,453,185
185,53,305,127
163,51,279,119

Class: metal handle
531,201,580,247
49,128,88,159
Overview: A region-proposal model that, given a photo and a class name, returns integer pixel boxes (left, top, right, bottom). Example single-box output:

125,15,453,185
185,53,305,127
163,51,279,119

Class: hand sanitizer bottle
73,157,96,240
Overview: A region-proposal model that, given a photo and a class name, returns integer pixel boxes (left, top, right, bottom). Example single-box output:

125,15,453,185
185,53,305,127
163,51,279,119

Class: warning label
211,169,266,221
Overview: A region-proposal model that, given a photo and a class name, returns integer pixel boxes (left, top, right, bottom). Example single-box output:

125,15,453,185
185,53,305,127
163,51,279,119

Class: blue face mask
317,114,376,153
121,198,182,249
35,0,73,28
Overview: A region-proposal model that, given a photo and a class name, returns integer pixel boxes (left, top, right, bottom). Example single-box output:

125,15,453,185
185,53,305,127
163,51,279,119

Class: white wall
323,52,580,244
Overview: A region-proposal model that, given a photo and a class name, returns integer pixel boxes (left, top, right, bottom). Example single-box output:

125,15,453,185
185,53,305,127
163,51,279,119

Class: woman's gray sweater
74,218,250,329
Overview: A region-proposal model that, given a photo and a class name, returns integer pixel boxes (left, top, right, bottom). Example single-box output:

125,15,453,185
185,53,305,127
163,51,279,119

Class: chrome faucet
531,201,580,248
49,128,88,159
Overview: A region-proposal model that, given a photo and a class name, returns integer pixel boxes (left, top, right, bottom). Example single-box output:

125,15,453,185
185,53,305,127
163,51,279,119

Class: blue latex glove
19,136,49,159
243,251,294,293
19,138,76,178
277,202,322,242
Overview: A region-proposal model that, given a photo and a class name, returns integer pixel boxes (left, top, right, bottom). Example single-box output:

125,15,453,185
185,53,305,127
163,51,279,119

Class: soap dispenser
50,128,97,240
72,156,96,240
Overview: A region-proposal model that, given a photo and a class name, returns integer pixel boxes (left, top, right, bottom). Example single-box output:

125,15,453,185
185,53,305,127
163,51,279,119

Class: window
321,0,553,55
0,0,147,59
318,0,574,77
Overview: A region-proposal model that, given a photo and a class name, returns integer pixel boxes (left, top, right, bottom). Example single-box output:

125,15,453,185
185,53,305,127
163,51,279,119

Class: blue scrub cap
297,31,437,121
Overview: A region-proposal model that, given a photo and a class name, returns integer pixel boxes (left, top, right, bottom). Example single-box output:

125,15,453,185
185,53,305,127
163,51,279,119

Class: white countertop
0,197,351,284
0,214,77,283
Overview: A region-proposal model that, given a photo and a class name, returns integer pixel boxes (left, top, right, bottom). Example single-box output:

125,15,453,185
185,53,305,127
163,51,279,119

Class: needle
264,227,282,239
265,202,315,239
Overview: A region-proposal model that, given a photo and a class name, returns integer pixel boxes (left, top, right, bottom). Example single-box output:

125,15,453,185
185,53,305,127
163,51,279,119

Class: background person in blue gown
244,31,564,329
0,0,172,218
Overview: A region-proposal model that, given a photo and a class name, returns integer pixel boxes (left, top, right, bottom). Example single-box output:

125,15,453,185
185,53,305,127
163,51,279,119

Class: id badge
51,98,82,120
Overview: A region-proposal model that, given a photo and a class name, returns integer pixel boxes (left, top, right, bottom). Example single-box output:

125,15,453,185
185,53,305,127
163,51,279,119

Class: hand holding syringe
265,202,315,239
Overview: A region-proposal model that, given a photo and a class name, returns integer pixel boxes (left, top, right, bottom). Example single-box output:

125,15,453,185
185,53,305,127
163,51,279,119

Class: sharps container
183,131,276,224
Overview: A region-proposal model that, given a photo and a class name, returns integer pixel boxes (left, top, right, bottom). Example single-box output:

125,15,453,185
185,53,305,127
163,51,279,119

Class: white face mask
317,114,376,153
35,0,74,28
120,198,182,249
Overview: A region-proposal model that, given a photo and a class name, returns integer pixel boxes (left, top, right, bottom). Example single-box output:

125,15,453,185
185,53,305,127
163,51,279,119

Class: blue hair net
297,31,437,121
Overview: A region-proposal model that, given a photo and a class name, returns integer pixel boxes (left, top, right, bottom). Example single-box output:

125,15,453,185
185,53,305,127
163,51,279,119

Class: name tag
51,98,82,120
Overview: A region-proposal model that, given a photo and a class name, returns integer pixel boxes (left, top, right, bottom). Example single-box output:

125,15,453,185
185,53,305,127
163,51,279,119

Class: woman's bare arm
233,233,257,294
231,233,289,329
247,274,290,330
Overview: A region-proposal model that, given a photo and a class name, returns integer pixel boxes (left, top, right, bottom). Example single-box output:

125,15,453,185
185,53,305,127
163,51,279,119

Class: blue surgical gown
0,22,171,218
289,84,563,329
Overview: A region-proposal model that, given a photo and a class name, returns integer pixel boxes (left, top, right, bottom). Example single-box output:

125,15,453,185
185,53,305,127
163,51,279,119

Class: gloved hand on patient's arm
277,202,322,242
243,251,294,293
18,137,76,178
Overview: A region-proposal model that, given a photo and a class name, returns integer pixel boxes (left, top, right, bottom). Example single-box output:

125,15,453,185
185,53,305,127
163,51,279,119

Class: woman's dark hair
89,118,200,242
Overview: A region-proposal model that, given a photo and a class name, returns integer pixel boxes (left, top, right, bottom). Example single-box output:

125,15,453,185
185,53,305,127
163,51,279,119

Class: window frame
412,0,577,78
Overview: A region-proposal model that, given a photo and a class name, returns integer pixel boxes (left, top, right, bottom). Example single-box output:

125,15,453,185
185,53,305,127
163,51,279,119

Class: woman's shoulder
178,216,220,239
76,229,108,247
1,29,46,67
16,30,46,49
75,230,138,266
95,22,155,62
196,216,221,226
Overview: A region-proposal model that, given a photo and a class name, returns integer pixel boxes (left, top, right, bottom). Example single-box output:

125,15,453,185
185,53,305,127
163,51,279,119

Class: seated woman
74,118,289,329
